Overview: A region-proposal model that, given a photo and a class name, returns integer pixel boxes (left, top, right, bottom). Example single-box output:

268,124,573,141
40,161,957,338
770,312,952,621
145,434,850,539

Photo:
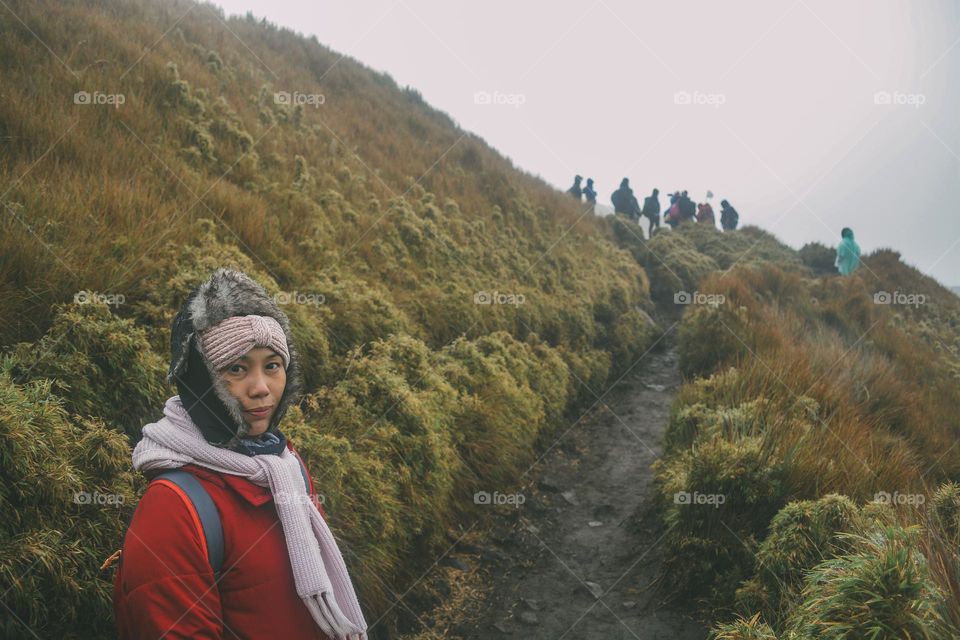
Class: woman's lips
246,406,272,417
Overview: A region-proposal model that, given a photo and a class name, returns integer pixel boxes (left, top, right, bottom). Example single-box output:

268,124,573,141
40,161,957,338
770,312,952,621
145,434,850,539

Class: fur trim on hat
168,268,303,444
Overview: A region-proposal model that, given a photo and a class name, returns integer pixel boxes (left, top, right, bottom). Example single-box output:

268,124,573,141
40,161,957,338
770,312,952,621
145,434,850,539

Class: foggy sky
211,0,960,288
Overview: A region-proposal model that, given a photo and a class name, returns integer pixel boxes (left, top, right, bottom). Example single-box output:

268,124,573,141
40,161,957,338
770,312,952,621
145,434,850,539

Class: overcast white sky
211,0,960,288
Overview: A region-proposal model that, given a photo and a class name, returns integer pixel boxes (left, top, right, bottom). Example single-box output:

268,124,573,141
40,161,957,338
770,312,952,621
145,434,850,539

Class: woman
835,227,862,275
696,202,715,226
112,268,367,640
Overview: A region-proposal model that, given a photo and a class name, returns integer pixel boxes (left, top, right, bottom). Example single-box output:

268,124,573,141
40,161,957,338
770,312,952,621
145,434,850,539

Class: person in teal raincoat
835,227,861,275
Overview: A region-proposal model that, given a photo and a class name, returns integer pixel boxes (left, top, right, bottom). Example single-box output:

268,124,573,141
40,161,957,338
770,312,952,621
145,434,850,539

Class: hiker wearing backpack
611,177,641,223
664,191,682,228
720,199,739,231
110,268,367,640
641,188,661,237
678,190,696,223
583,177,597,212
696,202,715,226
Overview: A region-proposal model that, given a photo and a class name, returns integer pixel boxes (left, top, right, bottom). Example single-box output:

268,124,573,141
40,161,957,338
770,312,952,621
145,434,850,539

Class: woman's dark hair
841,227,853,239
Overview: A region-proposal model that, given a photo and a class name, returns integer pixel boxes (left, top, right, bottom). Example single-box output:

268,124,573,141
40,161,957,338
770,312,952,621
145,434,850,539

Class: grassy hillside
631,224,960,638
0,1,659,637
3,1,958,638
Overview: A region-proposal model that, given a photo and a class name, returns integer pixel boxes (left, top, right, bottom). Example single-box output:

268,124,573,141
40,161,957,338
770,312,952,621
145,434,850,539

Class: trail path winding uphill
455,332,708,639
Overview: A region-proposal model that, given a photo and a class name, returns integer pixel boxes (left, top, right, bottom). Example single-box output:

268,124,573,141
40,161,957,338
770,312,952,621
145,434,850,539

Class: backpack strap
108,456,314,578
153,470,225,581
148,458,310,578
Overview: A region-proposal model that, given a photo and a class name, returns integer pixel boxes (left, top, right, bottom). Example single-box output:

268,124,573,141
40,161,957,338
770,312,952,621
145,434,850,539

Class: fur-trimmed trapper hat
168,268,303,447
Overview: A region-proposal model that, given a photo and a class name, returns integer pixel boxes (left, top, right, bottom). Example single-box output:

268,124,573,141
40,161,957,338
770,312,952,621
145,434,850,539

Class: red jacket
113,441,333,640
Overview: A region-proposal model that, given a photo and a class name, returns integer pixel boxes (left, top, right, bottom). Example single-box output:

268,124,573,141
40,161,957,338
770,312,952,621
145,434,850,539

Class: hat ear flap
168,309,195,387
174,337,247,445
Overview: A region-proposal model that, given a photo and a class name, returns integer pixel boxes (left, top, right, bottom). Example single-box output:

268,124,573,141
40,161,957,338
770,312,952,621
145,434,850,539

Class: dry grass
656,256,960,635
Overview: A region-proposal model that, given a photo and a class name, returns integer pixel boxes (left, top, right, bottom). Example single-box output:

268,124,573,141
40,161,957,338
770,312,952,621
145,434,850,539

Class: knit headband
197,314,290,372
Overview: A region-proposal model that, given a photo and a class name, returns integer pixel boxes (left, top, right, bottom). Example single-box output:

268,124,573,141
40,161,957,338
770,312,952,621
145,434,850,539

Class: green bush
555,345,612,410
643,231,720,305
126,218,263,345
654,435,788,604
663,397,770,452
677,302,754,379
676,222,765,272
734,494,864,628
333,335,461,533
282,398,409,615
439,333,548,487
929,482,960,545
798,242,836,276
606,307,660,377
784,525,954,639
0,359,137,640
9,302,168,440
710,614,778,640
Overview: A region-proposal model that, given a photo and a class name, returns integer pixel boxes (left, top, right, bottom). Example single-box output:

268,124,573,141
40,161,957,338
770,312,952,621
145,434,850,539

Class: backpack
102,456,312,581
723,207,739,228
643,196,659,216
610,189,625,213
666,202,681,222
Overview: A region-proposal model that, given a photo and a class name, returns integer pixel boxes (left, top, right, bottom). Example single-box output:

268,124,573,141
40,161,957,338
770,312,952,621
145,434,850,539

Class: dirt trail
453,331,707,639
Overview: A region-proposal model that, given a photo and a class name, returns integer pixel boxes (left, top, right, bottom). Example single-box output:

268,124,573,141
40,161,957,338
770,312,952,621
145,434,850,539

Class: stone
517,611,539,626
538,475,562,492
576,581,604,599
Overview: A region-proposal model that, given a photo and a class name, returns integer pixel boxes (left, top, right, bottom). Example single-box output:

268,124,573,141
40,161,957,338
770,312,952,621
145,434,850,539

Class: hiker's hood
167,268,304,448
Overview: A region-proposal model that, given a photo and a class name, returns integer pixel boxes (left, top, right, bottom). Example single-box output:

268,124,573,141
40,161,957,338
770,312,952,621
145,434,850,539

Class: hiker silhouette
610,178,641,224
567,175,583,201
583,178,597,205
664,191,681,228
720,199,739,231
665,190,696,228
697,202,715,226
835,227,861,275
679,191,696,222
642,188,661,237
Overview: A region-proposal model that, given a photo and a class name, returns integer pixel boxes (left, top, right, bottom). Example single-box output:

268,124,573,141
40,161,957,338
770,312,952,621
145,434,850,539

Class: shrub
784,525,954,639
606,308,660,377
643,231,720,304
654,435,789,603
798,242,836,275
0,359,137,639
734,494,864,628
555,345,611,410
663,397,770,452
929,482,960,545
710,614,778,640
282,399,407,618
306,335,462,555
8,302,167,440
439,333,547,487
677,302,755,379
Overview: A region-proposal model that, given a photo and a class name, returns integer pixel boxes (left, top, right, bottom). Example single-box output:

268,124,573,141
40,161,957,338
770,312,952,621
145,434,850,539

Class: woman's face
219,346,286,436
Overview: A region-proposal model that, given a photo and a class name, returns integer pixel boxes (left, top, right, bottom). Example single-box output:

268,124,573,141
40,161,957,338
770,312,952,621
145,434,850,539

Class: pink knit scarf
132,396,368,640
